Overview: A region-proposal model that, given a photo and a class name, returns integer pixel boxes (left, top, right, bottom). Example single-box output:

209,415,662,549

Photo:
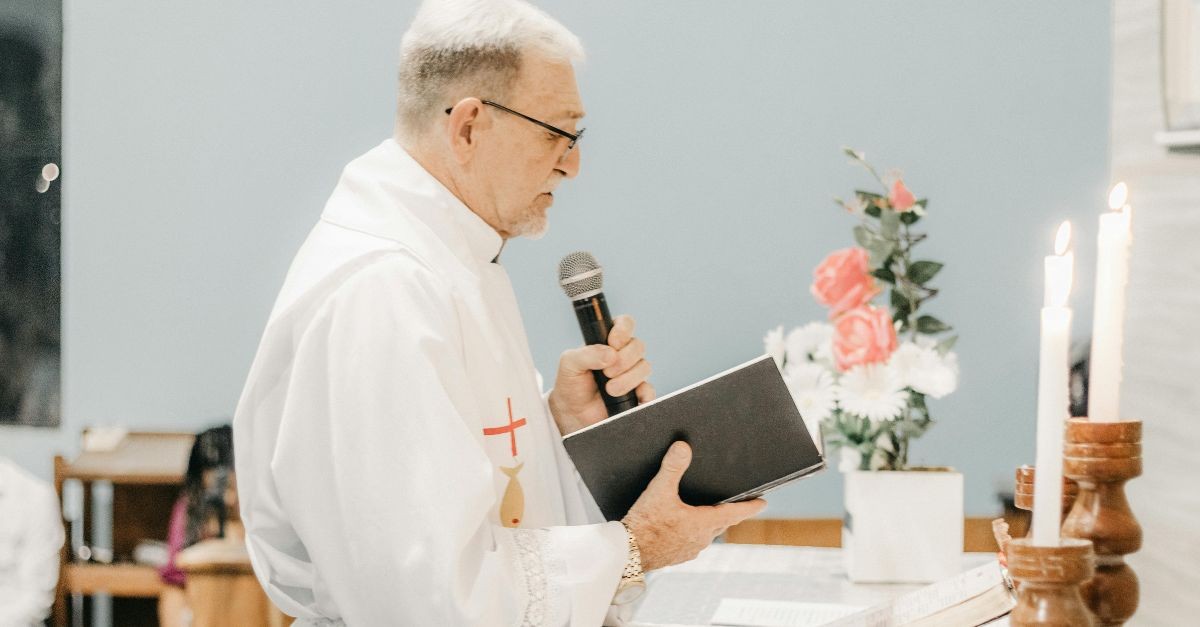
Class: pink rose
810,247,881,317
833,305,898,372
888,179,916,212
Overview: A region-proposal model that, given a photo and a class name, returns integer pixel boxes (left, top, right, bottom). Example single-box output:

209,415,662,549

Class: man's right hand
621,441,766,571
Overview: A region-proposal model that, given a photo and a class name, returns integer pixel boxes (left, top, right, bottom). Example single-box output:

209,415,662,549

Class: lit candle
1033,221,1074,546
1088,183,1133,423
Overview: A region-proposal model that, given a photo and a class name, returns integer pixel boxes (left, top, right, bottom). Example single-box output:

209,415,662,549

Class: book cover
563,355,825,521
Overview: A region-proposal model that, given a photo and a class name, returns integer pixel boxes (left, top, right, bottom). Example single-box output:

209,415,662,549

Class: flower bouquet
766,148,959,472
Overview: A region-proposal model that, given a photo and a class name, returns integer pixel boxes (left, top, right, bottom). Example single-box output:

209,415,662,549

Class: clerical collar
321,139,505,273
442,180,507,266
389,141,505,268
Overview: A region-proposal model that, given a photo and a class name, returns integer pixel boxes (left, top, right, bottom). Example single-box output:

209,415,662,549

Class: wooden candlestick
1061,418,1142,626
1014,465,1079,528
1008,537,1095,626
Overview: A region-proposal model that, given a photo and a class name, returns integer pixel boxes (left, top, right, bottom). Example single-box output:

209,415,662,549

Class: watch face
614,580,646,605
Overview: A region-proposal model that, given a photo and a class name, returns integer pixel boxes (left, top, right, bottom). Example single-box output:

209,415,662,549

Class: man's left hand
548,314,655,436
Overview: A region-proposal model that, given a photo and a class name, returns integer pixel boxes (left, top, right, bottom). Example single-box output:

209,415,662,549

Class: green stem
854,158,889,191
898,222,917,337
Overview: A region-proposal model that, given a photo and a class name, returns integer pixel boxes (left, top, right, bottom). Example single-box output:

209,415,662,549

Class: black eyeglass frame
444,99,585,152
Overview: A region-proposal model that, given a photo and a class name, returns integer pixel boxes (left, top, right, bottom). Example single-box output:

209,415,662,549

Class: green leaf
868,448,893,471
900,211,921,225
853,225,874,249
891,289,911,325
916,315,953,334
865,204,882,218
935,334,959,355
908,391,928,410
868,241,895,267
898,419,926,438
855,190,885,202
907,260,944,285
872,268,896,284
880,208,901,238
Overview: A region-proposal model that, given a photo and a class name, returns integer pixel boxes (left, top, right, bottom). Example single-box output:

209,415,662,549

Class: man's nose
557,144,581,179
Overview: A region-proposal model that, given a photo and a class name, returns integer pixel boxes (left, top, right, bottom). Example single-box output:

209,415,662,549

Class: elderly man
233,1,764,625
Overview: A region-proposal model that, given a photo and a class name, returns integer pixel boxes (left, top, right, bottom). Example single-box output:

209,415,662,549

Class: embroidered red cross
483,397,527,458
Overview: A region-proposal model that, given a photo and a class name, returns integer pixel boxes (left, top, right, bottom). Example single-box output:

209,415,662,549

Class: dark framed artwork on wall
0,1,62,427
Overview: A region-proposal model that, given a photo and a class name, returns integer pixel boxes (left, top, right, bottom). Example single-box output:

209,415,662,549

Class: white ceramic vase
842,469,963,583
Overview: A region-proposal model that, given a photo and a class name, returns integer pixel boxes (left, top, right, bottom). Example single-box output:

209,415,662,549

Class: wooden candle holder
1008,537,1095,626
1014,465,1079,525
1061,418,1142,626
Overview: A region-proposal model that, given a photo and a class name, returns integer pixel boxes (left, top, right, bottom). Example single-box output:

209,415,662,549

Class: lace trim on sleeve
511,528,553,626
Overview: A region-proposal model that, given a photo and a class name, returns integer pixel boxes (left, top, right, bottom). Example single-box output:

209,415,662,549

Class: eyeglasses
444,99,585,153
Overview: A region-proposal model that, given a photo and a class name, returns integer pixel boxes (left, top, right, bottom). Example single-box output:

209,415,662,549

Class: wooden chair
53,433,194,626
176,538,293,627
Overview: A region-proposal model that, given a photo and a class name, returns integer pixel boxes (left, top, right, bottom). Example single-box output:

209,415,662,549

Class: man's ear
446,98,491,165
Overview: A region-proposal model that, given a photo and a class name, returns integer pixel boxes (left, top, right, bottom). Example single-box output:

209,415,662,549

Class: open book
563,355,825,521
825,560,1015,627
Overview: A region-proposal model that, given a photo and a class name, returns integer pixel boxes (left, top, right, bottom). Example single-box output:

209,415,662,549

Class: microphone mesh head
558,251,603,299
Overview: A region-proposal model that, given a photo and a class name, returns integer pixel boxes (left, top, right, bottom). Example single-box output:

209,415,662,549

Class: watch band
615,520,646,604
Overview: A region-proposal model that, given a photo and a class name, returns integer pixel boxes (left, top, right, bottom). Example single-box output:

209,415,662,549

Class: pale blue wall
0,1,1110,517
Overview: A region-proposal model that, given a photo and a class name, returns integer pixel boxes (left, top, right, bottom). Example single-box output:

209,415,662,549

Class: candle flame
1108,182,1128,210
1054,221,1072,256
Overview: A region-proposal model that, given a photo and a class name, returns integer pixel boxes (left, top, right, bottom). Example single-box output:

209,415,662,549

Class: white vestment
233,139,627,626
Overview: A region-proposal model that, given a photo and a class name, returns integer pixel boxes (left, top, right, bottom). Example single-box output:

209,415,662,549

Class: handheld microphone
557,252,639,416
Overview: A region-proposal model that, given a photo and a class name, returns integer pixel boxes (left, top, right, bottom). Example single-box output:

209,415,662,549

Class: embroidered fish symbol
499,463,525,528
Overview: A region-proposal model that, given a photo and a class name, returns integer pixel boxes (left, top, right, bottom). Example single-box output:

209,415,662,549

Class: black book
562,355,826,521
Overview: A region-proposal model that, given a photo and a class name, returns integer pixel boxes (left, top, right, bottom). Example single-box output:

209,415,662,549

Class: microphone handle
571,293,640,416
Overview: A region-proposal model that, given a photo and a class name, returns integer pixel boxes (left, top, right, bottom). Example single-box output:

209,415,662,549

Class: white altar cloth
630,544,1005,627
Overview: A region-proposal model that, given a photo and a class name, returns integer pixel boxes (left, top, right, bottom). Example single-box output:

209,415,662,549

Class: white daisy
785,322,834,364
763,325,786,367
812,336,835,366
782,362,838,436
889,341,959,399
888,341,924,384
837,363,907,421
915,349,958,399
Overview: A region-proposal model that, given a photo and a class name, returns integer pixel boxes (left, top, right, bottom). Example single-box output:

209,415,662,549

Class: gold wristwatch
614,520,646,604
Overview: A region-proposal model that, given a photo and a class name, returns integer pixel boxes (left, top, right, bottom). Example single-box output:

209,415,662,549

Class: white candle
1033,221,1074,546
1088,183,1133,422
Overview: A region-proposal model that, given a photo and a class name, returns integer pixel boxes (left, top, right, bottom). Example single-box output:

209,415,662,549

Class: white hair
396,0,584,140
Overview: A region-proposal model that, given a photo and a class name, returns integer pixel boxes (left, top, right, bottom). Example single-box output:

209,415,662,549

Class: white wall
0,1,1112,517
1112,1,1200,624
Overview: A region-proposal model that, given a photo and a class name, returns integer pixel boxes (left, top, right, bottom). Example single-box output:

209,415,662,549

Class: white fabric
0,457,64,627
234,139,627,626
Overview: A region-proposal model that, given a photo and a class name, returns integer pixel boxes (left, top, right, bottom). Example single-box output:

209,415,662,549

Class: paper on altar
630,545,915,626
710,599,862,626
